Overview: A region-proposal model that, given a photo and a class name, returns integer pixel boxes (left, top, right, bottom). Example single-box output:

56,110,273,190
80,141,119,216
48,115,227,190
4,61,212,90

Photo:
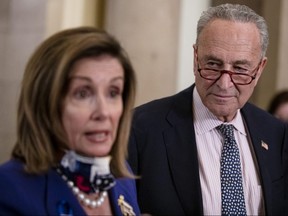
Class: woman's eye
74,87,91,99
109,88,121,98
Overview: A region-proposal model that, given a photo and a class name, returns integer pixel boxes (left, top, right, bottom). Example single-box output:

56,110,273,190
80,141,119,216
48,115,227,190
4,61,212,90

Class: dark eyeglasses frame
197,61,261,85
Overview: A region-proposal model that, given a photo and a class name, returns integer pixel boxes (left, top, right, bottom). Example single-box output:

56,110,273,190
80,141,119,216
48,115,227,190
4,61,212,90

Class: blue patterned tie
217,124,247,216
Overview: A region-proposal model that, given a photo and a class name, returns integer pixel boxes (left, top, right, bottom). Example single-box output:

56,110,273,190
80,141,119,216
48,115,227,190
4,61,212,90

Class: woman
0,27,140,215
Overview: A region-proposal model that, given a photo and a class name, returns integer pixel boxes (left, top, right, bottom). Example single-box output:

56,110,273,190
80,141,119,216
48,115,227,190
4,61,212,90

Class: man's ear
254,57,267,85
193,44,198,75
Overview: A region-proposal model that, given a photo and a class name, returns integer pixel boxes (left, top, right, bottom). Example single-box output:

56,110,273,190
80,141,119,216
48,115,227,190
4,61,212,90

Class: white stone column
176,0,210,92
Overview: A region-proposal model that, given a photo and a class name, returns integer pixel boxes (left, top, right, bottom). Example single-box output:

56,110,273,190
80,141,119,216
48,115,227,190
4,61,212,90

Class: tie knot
217,124,234,139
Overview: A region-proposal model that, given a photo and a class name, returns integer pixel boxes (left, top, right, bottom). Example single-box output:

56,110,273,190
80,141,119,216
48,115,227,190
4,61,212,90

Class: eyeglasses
197,62,261,85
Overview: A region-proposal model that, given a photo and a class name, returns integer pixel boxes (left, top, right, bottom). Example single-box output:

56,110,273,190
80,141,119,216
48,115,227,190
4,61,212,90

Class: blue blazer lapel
109,178,140,216
164,85,203,214
45,169,86,216
109,186,123,215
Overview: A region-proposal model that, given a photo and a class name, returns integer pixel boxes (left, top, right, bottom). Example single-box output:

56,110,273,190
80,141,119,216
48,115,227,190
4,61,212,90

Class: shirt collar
193,87,247,136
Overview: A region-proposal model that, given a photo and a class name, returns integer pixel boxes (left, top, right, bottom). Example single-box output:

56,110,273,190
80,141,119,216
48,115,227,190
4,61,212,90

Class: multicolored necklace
56,168,108,208
56,151,116,208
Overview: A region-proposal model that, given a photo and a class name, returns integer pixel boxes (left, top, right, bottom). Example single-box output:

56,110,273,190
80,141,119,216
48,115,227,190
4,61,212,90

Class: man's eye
234,67,248,73
206,62,220,68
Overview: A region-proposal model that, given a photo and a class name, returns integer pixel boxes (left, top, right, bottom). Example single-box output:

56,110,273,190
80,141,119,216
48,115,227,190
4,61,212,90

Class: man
128,4,288,215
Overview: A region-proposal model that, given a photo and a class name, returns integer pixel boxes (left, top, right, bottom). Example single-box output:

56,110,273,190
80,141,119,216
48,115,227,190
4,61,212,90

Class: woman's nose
91,96,109,120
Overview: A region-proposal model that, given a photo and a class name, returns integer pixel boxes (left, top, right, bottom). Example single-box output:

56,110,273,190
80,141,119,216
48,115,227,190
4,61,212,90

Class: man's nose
216,72,234,89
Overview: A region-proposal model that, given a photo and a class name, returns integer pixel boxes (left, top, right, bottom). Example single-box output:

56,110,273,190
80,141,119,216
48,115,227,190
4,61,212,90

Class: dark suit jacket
0,159,140,215
128,85,288,215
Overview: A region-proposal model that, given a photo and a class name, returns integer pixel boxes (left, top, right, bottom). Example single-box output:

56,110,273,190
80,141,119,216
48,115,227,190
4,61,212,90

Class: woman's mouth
85,131,108,143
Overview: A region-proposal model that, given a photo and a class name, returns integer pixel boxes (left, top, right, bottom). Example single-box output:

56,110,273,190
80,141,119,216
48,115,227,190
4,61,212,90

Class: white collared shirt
193,88,265,215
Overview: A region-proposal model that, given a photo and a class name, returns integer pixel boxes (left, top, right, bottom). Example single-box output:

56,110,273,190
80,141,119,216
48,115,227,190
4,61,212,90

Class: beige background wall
0,0,287,163
277,0,288,91
0,0,46,163
105,1,180,106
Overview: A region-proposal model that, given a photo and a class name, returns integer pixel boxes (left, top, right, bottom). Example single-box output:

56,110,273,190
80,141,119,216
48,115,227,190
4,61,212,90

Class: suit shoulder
0,159,23,178
136,95,174,113
134,86,193,118
243,103,282,123
242,102,287,131
0,159,45,190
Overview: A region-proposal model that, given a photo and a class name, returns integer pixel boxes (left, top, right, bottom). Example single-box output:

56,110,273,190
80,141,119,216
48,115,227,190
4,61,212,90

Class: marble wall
105,0,181,106
0,0,46,163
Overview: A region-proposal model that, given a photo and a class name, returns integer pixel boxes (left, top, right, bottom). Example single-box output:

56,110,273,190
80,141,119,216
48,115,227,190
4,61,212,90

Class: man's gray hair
196,4,269,57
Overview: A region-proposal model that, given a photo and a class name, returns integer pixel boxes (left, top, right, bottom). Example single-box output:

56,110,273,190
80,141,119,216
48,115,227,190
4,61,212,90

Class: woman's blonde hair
12,27,136,178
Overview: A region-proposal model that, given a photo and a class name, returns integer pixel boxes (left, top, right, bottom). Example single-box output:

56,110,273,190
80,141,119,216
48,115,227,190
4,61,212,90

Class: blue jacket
0,159,140,215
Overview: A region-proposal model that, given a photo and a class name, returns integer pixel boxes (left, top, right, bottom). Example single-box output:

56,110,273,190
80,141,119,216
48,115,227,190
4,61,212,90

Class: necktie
217,124,247,216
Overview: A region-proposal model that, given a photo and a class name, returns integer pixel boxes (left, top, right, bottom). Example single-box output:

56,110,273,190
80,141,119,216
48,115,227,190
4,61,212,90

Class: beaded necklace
56,168,108,208
57,151,115,208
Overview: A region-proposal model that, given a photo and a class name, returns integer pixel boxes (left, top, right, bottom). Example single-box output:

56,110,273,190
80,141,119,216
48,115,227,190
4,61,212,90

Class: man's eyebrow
202,54,222,62
232,60,252,66
202,55,252,66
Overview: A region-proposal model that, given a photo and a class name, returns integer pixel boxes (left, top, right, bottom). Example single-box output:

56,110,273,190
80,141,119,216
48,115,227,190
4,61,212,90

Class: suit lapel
109,181,128,216
241,106,273,214
163,86,203,214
